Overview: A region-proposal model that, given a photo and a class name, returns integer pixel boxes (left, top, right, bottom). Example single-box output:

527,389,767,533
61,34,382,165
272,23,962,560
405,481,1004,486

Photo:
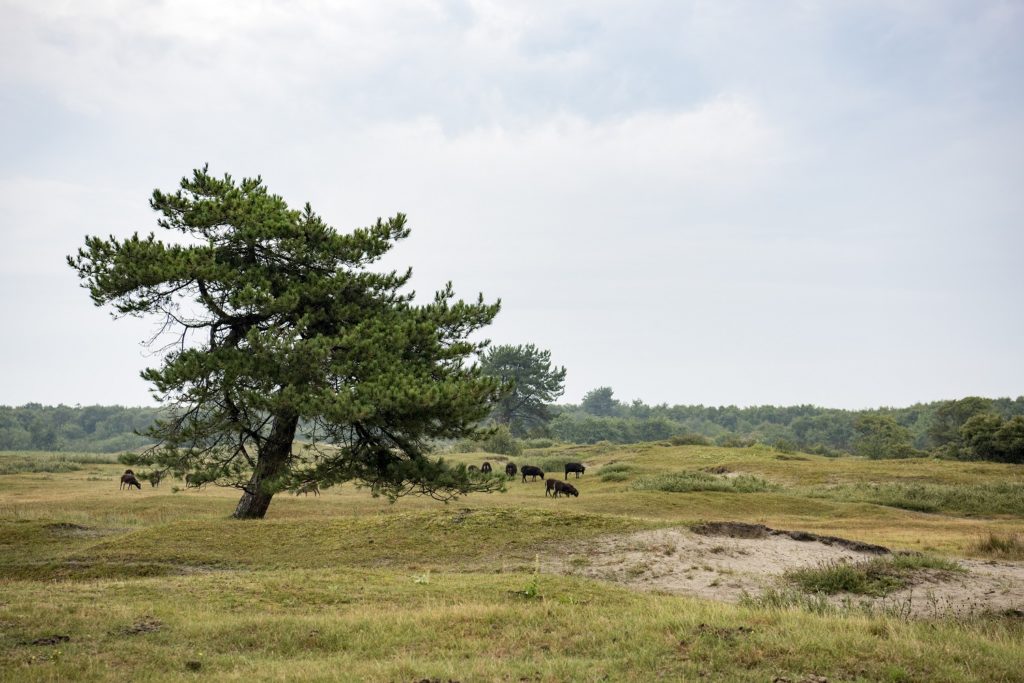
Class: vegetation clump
969,532,1024,560
810,481,1024,517
787,554,964,597
599,463,635,482
632,471,778,494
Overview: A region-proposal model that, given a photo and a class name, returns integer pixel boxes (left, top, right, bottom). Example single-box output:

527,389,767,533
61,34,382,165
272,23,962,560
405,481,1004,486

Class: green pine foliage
479,343,567,435
68,167,505,518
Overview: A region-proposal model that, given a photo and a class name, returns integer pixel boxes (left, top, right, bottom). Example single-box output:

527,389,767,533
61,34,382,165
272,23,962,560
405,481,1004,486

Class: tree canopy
478,344,566,435
68,167,505,518
580,386,620,417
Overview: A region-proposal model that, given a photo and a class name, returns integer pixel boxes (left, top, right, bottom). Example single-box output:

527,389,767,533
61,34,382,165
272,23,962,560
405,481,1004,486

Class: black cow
545,478,579,498
119,471,141,490
521,465,545,482
505,462,517,478
481,462,492,474
564,462,586,479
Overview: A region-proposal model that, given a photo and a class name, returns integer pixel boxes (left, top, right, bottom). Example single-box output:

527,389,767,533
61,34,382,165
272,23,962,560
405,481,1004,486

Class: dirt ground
545,523,1024,618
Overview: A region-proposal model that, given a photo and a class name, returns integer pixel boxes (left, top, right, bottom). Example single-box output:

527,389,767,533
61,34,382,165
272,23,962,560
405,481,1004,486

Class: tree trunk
232,410,299,519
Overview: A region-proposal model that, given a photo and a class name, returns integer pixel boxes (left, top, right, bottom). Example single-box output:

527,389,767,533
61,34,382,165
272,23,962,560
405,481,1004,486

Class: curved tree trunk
232,411,299,519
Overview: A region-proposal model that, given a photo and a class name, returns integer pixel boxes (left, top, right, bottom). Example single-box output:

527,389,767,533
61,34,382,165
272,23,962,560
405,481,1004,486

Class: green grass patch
598,463,635,482
787,554,964,597
969,532,1024,560
0,451,120,475
808,481,1024,517
633,471,779,494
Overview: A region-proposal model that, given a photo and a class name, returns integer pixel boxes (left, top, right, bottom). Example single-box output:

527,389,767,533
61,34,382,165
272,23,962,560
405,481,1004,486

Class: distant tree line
0,404,162,452
543,389,1024,463
5,393,1023,463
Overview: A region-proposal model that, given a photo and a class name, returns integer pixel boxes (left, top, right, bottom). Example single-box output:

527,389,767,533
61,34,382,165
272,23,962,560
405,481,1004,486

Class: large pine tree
69,167,504,518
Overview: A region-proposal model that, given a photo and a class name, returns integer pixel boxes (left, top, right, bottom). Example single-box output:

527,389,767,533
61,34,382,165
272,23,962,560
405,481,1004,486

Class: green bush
450,440,479,453
481,425,522,456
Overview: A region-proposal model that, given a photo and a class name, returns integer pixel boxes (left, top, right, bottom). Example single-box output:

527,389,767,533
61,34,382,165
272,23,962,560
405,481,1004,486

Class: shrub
481,425,522,456
669,433,710,446
450,440,479,453
772,439,798,454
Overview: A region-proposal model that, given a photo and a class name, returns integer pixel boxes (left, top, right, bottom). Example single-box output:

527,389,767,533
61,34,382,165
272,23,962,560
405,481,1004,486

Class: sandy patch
546,524,1024,617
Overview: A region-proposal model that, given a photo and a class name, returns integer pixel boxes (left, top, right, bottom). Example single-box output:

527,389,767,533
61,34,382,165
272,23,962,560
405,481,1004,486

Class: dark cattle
119,472,141,490
546,479,579,498
184,473,206,489
564,462,586,479
505,462,517,478
480,462,492,474
521,465,545,482
148,470,165,488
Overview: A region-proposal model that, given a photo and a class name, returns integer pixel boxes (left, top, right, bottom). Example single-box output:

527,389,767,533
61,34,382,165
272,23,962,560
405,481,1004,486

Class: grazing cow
546,479,579,498
564,462,586,479
521,465,545,482
120,471,141,490
505,462,517,478
184,473,205,489
148,470,164,488
480,461,492,474
294,481,320,496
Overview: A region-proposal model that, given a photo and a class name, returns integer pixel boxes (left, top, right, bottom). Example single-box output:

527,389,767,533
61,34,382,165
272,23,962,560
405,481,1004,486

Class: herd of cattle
469,461,586,498
119,461,587,498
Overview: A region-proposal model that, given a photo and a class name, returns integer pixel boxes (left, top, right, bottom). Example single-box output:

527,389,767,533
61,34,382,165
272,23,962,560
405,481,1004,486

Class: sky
1,0,1022,410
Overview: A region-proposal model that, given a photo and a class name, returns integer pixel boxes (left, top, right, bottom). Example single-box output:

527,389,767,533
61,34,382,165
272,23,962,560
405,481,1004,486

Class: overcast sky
1,0,1022,410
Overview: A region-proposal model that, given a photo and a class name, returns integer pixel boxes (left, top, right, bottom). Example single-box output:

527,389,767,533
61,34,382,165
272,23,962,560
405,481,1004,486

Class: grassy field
1,443,1022,682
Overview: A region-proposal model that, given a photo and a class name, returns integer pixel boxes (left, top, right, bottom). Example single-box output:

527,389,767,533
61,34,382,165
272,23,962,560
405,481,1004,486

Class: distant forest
3,395,1023,462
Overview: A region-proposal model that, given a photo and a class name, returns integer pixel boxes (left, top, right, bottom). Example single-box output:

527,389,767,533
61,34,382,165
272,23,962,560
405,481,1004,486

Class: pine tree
479,344,566,435
68,167,504,518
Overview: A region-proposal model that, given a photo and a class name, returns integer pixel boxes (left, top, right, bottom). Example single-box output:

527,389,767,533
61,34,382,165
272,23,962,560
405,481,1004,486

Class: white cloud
0,0,1021,408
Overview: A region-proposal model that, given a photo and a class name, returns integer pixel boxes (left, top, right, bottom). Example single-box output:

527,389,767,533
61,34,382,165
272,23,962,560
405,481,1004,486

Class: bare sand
546,524,1024,618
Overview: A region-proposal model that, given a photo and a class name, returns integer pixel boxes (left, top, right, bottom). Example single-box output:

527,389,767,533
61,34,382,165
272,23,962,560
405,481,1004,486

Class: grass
969,532,1024,560
1,446,1023,681
598,462,635,482
632,471,779,493
806,481,1024,517
786,554,965,597
0,451,120,475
